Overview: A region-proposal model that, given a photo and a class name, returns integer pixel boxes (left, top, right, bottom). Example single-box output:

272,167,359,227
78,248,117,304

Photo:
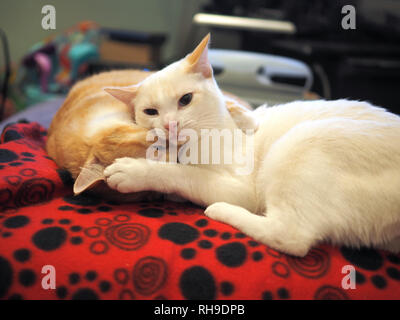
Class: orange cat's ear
185,33,213,78
104,86,139,106
73,156,105,195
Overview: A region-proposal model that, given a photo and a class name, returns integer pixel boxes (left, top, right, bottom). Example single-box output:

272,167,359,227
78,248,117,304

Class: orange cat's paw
104,157,150,193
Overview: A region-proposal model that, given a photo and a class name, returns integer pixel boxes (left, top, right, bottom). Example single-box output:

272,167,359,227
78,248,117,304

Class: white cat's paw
204,202,234,222
104,157,150,193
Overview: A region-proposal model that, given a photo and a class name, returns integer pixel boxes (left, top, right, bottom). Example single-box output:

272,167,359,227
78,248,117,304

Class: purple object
23,43,56,92
33,52,51,92
0,97,65,133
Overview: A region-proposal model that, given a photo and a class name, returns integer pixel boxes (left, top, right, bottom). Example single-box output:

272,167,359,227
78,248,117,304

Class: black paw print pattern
56,270,112,300
32,218,84,251
157,218,272,299
340,246,400,291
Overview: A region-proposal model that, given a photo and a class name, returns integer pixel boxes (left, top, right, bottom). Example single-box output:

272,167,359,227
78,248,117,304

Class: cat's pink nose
164,121,178,131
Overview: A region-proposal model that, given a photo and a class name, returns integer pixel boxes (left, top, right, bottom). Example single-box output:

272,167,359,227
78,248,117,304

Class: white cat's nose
164,121,178,131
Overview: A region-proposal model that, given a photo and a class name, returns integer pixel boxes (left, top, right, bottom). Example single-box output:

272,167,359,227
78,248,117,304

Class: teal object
68,42,99,81
24,84,59,106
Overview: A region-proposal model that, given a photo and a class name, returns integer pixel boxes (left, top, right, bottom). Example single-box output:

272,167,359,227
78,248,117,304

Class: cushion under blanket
0,122,399,300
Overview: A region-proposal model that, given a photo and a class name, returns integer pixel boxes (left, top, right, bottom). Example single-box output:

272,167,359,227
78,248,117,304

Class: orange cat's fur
46,69,253,201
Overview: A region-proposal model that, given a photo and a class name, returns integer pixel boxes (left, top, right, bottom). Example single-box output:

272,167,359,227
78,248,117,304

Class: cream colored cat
104,34,400,257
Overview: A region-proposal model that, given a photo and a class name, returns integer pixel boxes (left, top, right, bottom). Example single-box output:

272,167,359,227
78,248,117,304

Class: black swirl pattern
119,289,135,300
105,223,150,251
114,268,129,285
5,176,22,187
84,226,102,238
271,261,291,278
14,178,55,207
314,285,349,300
89,241,109,255
286,248,330,279
133,256,168,296
19,168,37,177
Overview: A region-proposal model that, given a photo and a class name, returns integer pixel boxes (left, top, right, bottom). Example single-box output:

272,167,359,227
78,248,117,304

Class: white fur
132,60,236,137
104,54,400,257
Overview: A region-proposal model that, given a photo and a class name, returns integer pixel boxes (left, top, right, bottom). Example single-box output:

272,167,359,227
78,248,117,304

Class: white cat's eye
178,93,193,107
143,108,159,116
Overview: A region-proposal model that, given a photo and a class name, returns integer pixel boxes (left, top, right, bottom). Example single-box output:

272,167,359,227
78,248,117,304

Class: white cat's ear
104,86,139,106
185,33,213,78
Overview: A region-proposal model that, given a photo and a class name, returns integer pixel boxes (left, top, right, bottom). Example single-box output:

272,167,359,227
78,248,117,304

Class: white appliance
208,49,313,107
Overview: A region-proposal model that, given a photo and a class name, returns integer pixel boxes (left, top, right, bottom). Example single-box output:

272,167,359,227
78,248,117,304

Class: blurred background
1,0,400,128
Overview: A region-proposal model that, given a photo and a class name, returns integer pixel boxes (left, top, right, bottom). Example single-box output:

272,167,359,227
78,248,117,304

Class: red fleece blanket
0,122,399,300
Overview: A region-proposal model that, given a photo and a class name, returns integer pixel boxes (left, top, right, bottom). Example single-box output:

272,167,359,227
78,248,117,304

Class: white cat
104,34,400,257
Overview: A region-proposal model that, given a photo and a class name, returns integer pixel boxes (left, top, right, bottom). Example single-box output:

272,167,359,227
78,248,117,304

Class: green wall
0,0,207,64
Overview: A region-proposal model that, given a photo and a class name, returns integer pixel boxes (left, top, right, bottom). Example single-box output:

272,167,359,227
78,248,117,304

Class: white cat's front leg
104,157,153,193
105,157,255,209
